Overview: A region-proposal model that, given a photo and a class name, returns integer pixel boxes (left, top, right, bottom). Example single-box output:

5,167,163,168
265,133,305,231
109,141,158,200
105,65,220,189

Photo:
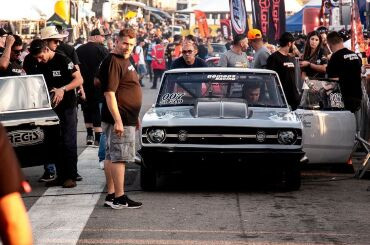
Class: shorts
138,64,147,76
102,123,135,163
82,101,101,127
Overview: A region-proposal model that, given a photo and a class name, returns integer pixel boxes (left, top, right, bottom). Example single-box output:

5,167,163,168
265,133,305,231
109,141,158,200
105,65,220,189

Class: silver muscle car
139,68,304,190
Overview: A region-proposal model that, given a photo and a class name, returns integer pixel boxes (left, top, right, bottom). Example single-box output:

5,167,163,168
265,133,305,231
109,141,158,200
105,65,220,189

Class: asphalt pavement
20,77,370,245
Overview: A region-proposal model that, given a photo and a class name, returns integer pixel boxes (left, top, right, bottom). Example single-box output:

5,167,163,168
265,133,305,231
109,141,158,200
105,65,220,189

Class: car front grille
142,126,302,145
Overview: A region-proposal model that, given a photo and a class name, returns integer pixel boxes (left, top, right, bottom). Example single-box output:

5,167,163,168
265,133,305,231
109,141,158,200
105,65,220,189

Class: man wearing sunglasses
0,34,25,77
170,40,207,69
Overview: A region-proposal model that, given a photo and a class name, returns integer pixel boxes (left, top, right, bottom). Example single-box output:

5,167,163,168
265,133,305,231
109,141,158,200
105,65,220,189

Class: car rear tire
283,163,301,191
140,165,157,191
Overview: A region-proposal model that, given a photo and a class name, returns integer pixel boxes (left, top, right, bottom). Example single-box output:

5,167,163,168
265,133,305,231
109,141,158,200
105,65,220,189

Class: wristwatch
61,86,67,92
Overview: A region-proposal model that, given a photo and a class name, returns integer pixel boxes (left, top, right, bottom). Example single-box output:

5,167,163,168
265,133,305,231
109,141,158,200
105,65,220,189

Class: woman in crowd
299,31,328,80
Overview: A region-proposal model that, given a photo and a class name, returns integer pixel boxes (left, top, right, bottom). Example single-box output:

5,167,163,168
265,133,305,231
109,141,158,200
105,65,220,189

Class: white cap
40,26,68,40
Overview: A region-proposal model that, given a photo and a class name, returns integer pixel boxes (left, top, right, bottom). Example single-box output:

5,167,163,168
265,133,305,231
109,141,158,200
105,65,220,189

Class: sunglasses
12,49,22,54
182,50,193,55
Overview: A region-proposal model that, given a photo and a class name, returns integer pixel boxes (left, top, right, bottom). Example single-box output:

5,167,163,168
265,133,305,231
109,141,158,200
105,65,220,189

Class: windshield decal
159,93,185,105
207,75,236,80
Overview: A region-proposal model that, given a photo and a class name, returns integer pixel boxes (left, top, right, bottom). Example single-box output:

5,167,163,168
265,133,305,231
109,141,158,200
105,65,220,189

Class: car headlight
278,130,297,145
147,129,166,143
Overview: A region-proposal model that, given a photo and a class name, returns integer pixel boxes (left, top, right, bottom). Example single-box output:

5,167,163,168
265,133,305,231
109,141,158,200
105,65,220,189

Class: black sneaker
38,172,56,182
104,193,115,207
111,195,142,209
86,135,94,145
75,173,83,181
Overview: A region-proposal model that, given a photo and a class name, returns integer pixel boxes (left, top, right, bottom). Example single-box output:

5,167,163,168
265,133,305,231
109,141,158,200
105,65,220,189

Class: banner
351,0,365,53
220,19,232,39
251,0,286,44
194,10,210,38
229,0,249,36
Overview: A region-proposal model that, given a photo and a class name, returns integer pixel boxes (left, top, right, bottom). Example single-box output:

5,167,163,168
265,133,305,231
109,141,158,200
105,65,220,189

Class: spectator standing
316,26,332,58
247,29,270,69
171,41,207,69
326,31,363,113
197,38,208,60
135,37,147,87
299,31,327,80
219,34,249,67
0,123,33,245
29,39,83,188
0,34,25,76
151,38,166,89
98,29,142,209
144,39,154,83
266,32,300,110
77,28,109,147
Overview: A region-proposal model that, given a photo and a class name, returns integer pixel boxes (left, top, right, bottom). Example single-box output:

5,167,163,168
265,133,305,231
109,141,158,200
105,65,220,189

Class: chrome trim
1,117,59,127
143,134,282,139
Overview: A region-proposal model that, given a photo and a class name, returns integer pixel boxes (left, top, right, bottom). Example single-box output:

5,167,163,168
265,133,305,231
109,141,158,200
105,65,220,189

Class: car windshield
0,75,50,112
157,72,287,108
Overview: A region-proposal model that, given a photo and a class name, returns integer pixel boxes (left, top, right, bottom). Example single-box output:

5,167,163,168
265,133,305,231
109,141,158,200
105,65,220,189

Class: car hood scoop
194,99,251,119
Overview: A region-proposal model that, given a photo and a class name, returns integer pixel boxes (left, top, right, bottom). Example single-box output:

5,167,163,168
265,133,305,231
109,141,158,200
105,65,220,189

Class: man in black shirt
0,34,24,77
266,32,300,110
77,28,109,147
29,39,83,188
171,41,207,69
326,31,362,113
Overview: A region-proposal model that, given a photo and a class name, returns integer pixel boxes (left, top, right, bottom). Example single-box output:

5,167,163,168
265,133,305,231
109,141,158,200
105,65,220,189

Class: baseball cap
279,32,295,46
40,26,68,40
247,29,262,40
90,28,109,36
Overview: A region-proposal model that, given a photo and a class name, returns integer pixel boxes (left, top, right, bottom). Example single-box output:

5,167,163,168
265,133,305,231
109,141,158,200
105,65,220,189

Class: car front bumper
139,147,305,170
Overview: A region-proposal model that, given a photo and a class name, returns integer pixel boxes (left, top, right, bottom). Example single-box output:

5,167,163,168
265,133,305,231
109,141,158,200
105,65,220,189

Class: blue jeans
44,163,56,174
98,132,106,162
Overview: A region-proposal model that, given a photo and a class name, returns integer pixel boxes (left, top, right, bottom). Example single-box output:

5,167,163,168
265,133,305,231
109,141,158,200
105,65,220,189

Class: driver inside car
243,81,263,104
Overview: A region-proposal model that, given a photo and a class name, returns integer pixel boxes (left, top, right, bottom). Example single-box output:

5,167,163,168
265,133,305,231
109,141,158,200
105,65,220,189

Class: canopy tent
286,0,321,32
0,0,56,21
178,0,302,13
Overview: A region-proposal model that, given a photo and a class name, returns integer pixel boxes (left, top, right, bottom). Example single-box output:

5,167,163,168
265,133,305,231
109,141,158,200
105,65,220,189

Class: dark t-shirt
0,59,24,77
171,56,207,69
326,48,362,112
0,123,24,197
57,43,80,65
302,48,328,78
98,53,142,126
76,42,109,96
36,53,77,111
197,44,208,60
266,51,300,109
23,54,39,75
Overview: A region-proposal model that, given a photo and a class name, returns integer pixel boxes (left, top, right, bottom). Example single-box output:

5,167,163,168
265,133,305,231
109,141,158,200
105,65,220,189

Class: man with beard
219,34,249,68
266,32,300,110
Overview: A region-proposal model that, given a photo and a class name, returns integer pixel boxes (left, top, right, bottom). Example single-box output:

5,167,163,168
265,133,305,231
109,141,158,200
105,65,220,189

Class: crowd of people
0,16,366,215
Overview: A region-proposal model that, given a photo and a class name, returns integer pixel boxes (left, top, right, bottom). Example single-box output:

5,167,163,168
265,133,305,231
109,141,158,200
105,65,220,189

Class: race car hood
142,106,302,129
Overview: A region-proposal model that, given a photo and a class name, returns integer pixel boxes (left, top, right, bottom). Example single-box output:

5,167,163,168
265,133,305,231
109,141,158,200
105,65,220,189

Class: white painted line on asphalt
27,147,105,245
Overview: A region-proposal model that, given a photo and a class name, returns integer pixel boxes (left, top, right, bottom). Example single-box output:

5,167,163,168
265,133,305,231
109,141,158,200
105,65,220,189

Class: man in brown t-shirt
98,29,142,209
0,123,33,244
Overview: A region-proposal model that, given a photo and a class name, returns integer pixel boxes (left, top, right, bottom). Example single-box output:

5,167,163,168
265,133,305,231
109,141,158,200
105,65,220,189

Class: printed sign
8,128,45,147
229,0,248,36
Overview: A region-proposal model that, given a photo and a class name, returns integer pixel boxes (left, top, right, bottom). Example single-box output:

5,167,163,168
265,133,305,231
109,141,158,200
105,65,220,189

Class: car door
295,79,356,164
0,75,60,167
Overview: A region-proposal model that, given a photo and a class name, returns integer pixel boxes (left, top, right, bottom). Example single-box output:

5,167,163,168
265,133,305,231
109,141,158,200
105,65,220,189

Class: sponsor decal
68,62,74,70
230,0,248,35
128,65,135,71
207,74,236,80
159,93,185,105
52,70,61,77
8,128,45,147
283,62,295,68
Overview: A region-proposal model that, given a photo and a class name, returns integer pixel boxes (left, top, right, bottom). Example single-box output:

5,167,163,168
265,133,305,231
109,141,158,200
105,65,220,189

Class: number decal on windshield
159,93,185,105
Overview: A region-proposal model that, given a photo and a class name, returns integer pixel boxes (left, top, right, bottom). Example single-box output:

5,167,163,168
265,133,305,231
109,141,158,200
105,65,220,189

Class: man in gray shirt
219,34,249,68
248,29,270,69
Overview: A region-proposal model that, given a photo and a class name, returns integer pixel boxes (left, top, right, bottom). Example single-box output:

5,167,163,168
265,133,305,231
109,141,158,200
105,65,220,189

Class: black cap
90,28,109,36
279,32,295,47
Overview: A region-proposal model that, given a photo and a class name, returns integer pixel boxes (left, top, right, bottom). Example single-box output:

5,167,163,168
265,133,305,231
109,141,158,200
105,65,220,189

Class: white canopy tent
0,0,56,21
178,0,303,14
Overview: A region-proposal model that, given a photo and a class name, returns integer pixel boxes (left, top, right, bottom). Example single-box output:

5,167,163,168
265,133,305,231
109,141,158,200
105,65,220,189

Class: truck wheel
140,165,157,191
283,163,301,191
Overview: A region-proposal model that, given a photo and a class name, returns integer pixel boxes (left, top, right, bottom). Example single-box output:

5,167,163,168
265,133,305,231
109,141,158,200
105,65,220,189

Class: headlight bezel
277,130,297,145
147,128,166,144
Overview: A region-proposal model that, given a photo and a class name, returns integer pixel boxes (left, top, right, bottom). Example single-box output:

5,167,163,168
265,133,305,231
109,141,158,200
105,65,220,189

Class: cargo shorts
102,123,135,163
